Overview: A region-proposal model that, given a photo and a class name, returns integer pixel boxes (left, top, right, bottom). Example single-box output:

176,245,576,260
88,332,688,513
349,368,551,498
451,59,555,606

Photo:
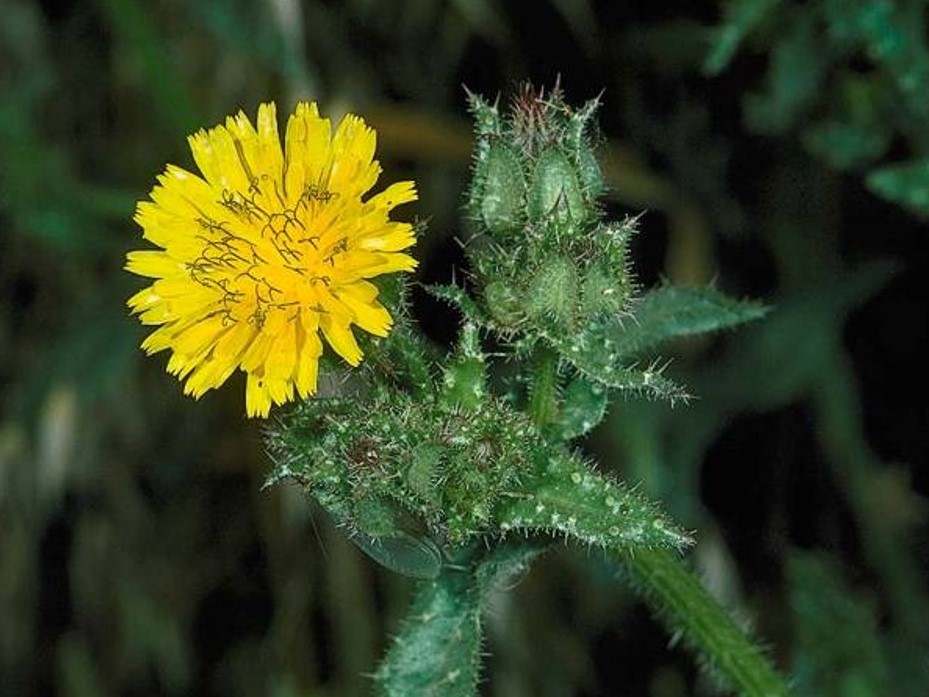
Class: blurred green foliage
1,1,926,696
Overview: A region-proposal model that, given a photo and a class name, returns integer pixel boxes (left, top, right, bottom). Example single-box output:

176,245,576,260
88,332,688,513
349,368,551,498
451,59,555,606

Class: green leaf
495,449,692,551
555,375,608,440
823,0,929,120
349,531,443,580
375,542,543,697
866,159,929,218
541,285,766,403
788,552,891,697
743,11,833,134
704,0,783,75
616,285,770,357
803,121,892,172
100,0,200,137
375,568,481,697
449,0,509,45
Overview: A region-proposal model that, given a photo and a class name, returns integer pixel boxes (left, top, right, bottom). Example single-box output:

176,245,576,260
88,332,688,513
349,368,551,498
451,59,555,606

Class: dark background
2,1,927,695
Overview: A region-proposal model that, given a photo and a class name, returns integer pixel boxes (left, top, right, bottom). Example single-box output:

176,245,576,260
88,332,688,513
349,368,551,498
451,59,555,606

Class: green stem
528,347,558,427
618,548,793,697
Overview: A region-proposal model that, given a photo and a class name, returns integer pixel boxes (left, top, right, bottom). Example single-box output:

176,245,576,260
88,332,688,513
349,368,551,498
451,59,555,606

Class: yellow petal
284,102,331,202
266,377,294,406
366,180,418,212
335,250,418,280
255,102,284,181
125,251,186,279
245,372,273,418
320,314,362,365
336,282,392,336
262,318,298,383
357,222,416,252
214,322,254,367
188,124,251,193
294,328,321,398
184,355,238,398
327,114,380,197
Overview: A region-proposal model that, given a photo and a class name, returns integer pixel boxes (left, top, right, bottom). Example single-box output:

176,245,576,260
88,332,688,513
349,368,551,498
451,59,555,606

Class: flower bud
483,279,524,327
577,147,604,201
476,144,526,237
525,255,578,329
528,148,585,227
581,262,628,320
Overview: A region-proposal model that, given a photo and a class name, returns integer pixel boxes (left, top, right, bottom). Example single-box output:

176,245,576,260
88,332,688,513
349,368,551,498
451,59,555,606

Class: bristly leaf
536,285,766,403
495,448,693,551
607,285,770,358
555,375,608,440
375,567,482,697
544,323,691,404
375,542,544,697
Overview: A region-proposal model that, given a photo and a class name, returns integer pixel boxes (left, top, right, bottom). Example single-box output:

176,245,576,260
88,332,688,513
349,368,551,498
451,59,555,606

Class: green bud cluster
466,86,635,336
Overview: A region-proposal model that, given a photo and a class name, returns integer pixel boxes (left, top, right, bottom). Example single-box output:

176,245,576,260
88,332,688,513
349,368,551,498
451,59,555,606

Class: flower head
127,102,418,417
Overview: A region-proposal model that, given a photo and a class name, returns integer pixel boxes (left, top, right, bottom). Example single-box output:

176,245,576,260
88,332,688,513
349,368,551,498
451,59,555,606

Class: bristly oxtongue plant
127,85,793,697
265,86,794,697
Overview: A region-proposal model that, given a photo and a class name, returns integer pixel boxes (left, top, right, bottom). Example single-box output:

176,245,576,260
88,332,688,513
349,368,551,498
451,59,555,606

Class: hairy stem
618,548,793,697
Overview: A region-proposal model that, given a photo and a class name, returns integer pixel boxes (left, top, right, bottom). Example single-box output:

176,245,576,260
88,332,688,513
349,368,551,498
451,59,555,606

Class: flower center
188,182,344,329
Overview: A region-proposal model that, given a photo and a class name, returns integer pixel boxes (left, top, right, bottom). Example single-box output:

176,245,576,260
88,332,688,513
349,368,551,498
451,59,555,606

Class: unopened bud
476,144,526,237
483,279,524,327
525,255,578,328
581,262,628,320
528,148,585,227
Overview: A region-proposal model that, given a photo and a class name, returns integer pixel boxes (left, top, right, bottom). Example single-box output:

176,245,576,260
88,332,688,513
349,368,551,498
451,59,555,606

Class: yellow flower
126,102,418,417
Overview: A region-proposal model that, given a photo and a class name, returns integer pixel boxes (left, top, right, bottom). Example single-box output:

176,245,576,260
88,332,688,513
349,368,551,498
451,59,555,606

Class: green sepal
564,97,604,201
524,254,579,330
465,89,502,141
494,449,693,551
441,322,488,410
482,279,525,328
425,283,494,328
